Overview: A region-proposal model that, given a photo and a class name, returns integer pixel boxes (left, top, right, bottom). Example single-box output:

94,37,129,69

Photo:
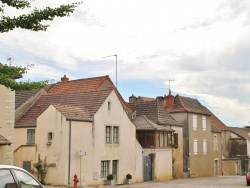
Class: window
193,115,197,131
108,101,111,110
158,132,164,147
193,140,198,154
106,126,112,143
0,169,17,188
214,134,218,151
13,170,40,187
48,132,53,142
27,129,35,145
202,116,206,131
23,161,31,173
173,133,178,146
101,161,109,178
138,132,154,148
203,139,207,154
113,126,119,144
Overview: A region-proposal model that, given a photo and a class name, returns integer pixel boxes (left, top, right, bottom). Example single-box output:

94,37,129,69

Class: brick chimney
129,94,137,103
164,90,174,109
61,75,69,83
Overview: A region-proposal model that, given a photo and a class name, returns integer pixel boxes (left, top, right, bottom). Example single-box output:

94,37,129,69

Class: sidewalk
45,181,166,188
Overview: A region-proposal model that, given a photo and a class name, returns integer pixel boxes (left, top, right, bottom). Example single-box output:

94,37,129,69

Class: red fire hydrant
73,174,79,188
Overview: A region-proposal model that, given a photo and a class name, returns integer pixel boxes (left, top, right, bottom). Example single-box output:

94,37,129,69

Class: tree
0,0,82,90
0,0,82,32
0,63,49,91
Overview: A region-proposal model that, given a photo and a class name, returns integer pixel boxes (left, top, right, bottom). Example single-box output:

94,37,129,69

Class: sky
1,0,250,128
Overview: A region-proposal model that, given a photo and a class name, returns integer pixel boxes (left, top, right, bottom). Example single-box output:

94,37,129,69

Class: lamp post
102,54,117,88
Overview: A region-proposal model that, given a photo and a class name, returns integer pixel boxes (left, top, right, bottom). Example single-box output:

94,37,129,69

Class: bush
126,173,132,179
107,174,113,180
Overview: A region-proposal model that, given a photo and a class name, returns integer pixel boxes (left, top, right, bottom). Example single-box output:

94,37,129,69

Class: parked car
246,171,250,186
0,165,44,188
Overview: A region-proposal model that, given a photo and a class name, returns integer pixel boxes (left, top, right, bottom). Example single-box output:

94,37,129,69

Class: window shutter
202,116,206,131
203,139,207,154
193,140,198,154
193,115,197,130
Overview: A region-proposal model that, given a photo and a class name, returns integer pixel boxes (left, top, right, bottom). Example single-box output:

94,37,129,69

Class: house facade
0,85,14,165
129,95,183,179
14,88,143,186
132,115,174,181
164,92,213,178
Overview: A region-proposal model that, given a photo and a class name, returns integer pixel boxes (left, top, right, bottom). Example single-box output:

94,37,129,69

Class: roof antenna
7,57,14,65
168,79,174,94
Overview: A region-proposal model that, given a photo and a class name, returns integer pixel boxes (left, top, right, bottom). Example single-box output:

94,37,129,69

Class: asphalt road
44,175,247,188
98,175,247,188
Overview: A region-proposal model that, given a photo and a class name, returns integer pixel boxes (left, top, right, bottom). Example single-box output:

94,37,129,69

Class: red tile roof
0,135,11,145
47,75,115,95
133,115,174,131
170,95,211,115
129,100,182,126
15,89,113,128
205,107,230,131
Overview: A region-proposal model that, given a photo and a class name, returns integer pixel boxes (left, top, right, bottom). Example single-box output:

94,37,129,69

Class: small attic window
108,101,111,110
48,132,53,142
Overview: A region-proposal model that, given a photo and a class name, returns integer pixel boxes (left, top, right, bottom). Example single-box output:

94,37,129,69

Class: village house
128,95,183,179
162,91,214,178
14,75,144,186
132,115,175,181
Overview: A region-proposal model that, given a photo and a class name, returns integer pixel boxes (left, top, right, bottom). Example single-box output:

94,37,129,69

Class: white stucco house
14,88,143,186
14,76,143,186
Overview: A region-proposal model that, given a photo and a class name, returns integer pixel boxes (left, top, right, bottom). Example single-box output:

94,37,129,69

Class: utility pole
102,54,117,88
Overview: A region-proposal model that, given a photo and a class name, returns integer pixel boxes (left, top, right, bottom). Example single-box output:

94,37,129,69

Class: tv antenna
168,79,174,94
7,57,14,65
102,54,117,88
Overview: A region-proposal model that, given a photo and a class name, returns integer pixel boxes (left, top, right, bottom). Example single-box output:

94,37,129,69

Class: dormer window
108,101,111,110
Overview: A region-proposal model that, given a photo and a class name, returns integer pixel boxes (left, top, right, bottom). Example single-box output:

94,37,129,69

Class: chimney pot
61,75,69,82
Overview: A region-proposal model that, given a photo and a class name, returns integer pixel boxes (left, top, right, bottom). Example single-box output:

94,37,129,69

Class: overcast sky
1,0,250,127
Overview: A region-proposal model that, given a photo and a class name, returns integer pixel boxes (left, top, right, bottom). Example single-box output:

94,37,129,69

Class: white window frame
113,126,119,144
101,160,109,178
202,116,206,131
193,115,197,131
193,139,198,155
106,126,112,144
203,139,207,154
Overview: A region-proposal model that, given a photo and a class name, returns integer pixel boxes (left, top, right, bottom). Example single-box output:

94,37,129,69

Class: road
97,175,247,188
44,176,247,188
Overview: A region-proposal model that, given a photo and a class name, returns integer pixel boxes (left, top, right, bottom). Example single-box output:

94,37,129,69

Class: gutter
68,119,72,185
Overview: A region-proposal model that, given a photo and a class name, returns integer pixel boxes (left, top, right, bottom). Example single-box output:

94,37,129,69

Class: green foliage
107,174,113,180
33,154,49,185
126,173,132,179
0,0,83,32
0,63,48,91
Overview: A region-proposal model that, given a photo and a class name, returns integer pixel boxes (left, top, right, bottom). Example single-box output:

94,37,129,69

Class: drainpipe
187,112,190,178
221,132,223,176
68,119,72,186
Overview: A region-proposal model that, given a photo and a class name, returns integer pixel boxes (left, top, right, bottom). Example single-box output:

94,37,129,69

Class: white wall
0,85,15,165
31,90,143,186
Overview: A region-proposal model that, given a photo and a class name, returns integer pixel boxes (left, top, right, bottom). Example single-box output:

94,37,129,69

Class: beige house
132,115,174,181
0,85,14,165
164,92,214,178
14,88,143,186
129,95,183,179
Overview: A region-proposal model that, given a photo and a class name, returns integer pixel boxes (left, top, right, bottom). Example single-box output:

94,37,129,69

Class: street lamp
102,54,117,88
